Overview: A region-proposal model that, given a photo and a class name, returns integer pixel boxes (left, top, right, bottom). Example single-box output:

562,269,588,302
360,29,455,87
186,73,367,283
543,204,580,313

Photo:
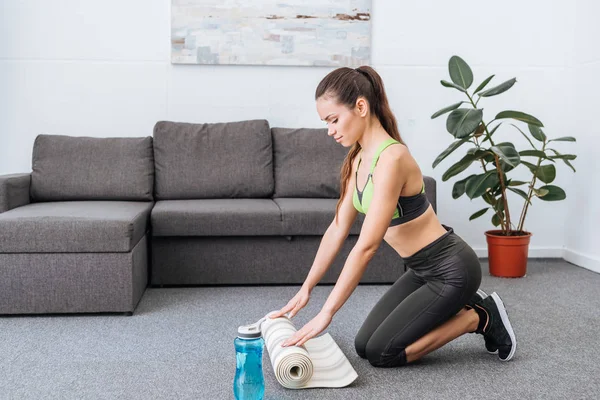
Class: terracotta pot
484,230,532,278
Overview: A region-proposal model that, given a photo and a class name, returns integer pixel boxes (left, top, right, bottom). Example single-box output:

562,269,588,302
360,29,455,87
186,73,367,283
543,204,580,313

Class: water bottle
233,322,265,400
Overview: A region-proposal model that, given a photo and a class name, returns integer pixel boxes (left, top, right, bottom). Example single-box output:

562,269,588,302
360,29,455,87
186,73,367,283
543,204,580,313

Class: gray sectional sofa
0,119,436,315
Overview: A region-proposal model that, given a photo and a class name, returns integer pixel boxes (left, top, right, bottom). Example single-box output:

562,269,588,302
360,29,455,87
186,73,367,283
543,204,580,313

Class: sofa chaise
0,135,154,314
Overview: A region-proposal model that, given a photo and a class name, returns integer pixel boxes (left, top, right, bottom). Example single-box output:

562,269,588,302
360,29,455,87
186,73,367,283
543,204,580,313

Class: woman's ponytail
354,66,403,145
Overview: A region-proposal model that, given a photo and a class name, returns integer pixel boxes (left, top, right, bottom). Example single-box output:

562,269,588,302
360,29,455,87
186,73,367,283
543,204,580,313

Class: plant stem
474,136,506,231
466,92,507,232
517,141,546,231
485,192,506,231
493,155,511,234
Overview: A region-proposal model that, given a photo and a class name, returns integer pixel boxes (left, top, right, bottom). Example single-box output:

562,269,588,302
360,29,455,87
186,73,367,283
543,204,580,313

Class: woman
269,66,516,366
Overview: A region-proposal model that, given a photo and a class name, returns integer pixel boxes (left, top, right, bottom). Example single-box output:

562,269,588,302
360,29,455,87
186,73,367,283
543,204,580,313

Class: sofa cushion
153,120,273,200
272,127,348,198
30,135,154,202
0,201,152,253
151,199,283,236
273,198,364,235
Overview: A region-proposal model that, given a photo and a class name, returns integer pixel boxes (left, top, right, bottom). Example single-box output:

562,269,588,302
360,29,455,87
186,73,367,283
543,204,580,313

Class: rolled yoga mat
260,312,358,389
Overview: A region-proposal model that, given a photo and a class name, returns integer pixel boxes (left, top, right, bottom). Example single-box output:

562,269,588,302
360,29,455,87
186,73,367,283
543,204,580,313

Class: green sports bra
352,138,430,226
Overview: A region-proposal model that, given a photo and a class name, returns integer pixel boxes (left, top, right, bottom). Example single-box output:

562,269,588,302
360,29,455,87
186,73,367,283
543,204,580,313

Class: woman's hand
269,287,311,320
281,311,333,347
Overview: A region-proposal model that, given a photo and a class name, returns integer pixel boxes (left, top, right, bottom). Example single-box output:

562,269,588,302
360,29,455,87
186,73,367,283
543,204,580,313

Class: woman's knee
354,332,368,359
364,338,408,368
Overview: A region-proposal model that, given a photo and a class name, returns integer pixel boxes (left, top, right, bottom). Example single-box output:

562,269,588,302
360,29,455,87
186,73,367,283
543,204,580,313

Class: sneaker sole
475,289,498,355
490,292,517,361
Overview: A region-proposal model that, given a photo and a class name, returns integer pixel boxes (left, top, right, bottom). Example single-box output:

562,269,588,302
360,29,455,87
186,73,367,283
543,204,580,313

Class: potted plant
431,55,577,277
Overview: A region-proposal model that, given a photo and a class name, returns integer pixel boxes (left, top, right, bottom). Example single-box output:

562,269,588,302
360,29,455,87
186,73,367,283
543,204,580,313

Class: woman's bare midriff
355,142,447,258
383,206,448,258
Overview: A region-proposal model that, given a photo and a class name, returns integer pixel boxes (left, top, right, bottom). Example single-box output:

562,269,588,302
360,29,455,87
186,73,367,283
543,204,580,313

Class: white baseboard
563,249,600,274
473,247,564,259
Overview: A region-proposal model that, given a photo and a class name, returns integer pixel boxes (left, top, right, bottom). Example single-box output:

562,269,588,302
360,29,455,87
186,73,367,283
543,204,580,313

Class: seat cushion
153,120,274,200
0,201,153,253
272,127,348,198
30,135,154,202
151,199,283,236
273,198,364,236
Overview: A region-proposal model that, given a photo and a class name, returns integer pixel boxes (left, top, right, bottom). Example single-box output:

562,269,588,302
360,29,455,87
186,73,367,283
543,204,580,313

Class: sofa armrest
0,173,31,213
423,176,437,214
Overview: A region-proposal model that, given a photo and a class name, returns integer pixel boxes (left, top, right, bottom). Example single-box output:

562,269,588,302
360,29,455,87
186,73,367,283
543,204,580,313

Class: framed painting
171,0,371,67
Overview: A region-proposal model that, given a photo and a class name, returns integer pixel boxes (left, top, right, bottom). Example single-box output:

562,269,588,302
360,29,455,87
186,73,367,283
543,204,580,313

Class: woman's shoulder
377,143,423,181
380,141,409,164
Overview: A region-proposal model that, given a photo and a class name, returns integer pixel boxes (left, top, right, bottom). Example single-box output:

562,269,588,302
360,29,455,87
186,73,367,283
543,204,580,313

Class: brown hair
315,66,404,224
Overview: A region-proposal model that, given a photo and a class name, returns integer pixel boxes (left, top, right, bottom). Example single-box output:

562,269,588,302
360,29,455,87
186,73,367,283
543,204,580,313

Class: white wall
563,0,600,273
0,1,594,264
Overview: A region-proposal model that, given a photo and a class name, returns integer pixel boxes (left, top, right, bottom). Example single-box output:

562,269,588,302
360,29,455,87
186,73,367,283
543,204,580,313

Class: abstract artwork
171,0,371,67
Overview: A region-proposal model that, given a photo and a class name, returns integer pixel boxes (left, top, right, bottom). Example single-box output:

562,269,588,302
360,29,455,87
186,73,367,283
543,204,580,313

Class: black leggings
355,225,481,367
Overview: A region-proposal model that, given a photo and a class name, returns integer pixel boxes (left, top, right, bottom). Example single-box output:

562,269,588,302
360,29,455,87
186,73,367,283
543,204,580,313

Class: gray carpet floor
1,259,599,400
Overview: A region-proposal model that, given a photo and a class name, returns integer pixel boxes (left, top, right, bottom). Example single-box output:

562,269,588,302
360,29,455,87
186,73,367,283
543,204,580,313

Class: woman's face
316,96,366,147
